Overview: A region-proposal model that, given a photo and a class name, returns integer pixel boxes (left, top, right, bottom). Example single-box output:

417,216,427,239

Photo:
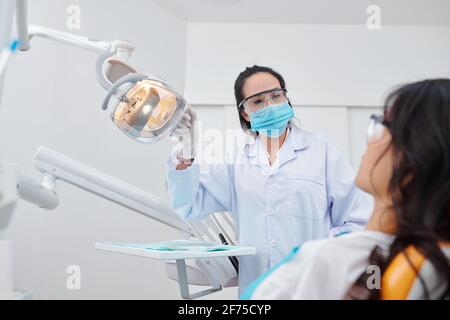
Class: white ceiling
153,0,450,25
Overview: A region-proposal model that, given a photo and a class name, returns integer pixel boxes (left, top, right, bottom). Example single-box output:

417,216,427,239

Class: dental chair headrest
381,243,450,300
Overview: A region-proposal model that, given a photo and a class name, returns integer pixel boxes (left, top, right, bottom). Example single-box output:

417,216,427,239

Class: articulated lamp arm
15,0,138,90
17,146,192,234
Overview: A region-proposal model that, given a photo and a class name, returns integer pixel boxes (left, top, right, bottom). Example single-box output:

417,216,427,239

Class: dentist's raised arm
166,107,234,221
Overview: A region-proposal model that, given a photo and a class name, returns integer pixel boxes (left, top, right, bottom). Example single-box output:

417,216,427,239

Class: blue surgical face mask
249,101,294,138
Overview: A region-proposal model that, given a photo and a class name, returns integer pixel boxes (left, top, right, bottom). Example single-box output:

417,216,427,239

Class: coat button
271,240,278,248
268,208,274,216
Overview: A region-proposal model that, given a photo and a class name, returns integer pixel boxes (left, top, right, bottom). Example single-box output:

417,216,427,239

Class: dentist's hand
170,106,198,163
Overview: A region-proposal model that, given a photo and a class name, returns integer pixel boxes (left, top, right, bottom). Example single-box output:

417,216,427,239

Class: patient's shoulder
253,231,395,299
299,230,394,263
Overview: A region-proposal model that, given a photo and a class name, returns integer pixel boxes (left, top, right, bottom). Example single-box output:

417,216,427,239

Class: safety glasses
238,88,288,113
367,114,391,143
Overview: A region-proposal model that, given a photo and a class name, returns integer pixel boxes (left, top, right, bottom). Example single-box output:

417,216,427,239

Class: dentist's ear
241,109,250,122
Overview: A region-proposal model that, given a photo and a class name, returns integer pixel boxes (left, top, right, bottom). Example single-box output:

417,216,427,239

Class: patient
243,79,450,299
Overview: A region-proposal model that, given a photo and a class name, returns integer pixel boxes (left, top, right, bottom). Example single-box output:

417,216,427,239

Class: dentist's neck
260,128,288,158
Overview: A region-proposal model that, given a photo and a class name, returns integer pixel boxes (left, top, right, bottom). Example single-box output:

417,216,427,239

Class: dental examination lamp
15,0,187,144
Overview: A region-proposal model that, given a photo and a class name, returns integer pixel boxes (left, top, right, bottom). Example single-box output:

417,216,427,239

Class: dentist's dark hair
346,79,450,300
234,65,286,133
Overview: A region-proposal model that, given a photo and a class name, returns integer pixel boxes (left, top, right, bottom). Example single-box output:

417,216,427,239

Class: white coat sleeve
166,149,234,221
325,143,372,236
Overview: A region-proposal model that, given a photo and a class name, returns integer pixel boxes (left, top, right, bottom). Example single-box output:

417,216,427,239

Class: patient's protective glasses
367,114,390,143
238,88,288,112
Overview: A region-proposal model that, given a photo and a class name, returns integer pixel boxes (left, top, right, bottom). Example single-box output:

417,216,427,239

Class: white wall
0,0,196,299
184,23,450,168
185,23,450,106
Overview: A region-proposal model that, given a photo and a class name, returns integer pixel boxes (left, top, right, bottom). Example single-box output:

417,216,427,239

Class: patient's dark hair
347,79,450,299
234,65,286,132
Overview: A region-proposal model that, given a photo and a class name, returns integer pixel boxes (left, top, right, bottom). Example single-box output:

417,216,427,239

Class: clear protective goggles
238,88,288,113
367,114,390,143
102,73,187,143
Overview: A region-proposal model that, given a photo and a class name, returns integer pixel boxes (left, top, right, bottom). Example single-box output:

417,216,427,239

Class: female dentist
166,65,372,295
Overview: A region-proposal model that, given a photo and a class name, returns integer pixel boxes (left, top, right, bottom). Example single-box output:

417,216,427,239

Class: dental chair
381,243,450,300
